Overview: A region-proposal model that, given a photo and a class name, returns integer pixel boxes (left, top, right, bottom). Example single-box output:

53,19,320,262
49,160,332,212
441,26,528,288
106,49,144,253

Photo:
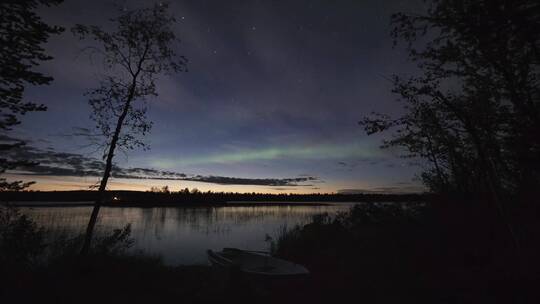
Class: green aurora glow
151,143,382,168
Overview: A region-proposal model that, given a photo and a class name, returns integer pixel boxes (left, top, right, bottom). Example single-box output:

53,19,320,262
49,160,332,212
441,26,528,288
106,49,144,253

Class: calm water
21,202,356,265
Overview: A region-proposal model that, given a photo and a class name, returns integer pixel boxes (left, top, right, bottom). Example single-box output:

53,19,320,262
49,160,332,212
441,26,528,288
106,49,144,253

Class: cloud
4,142,319,187
184,176,317,187
338,185,425,194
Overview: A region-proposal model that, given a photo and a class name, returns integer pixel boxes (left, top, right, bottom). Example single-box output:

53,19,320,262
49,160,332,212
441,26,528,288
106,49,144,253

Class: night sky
8,0,427,194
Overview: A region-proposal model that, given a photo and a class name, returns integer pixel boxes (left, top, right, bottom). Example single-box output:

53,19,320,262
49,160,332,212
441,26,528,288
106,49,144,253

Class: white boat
207,247,309,277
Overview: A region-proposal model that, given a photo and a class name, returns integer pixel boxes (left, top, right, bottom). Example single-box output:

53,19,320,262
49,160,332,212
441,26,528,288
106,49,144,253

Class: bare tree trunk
434,91,521,255
426,133,447,191
468,127,521,259
80,82,136,255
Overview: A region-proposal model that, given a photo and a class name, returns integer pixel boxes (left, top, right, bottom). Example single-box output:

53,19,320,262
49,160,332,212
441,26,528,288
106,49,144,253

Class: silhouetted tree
360,0,540,252
161,185,170,194
73,3,187,253
361,0,539,199
0,0,63,191
149,185,170,193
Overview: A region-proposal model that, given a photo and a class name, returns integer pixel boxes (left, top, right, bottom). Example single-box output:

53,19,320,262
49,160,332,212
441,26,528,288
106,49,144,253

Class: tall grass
269,201,531,303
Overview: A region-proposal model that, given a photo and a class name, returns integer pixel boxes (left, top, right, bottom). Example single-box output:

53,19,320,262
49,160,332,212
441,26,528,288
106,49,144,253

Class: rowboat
207,247,309,277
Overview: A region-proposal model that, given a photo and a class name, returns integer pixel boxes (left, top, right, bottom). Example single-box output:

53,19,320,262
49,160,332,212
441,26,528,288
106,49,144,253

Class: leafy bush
272,202,427,283
1,204,138,271
44,224,135,265
0,205,46,268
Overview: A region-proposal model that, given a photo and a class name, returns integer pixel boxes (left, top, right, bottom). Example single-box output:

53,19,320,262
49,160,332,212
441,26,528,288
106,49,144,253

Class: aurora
150,142,382,168
5,0,423,194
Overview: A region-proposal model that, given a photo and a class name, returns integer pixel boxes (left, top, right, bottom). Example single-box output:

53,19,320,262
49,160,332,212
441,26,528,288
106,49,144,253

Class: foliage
272,203,422,261
272,202,527,302
92,224,134,255
0,205,136,270
360,0,540,198
0,0,63,191
72,2,187,157
46,224,135,260
0,135,36,191
0,207,186,303
150,185,171,193
0,206,46,268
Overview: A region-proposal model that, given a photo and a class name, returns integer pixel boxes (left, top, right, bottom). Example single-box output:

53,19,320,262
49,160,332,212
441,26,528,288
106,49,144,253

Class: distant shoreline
1,190,430,208
4,201,338,208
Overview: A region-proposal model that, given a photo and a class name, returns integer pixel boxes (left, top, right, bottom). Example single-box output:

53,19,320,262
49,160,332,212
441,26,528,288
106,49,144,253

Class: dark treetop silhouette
0,0,63,191
72,3,187,254
360,0,540,253
361,0,540,199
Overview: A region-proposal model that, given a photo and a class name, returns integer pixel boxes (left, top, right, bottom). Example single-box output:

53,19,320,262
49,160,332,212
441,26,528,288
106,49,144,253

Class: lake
20,202,356,265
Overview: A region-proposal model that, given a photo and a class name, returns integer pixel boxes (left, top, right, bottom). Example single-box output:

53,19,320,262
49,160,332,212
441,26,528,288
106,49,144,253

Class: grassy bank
271,201,540,303
3,201,539,303
0,206,306,304
1,206,195,303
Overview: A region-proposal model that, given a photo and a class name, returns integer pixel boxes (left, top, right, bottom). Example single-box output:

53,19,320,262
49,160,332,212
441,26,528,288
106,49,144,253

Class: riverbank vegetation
272,201,539,303
3,200,538,303
0,206,216,303
0,205,308,303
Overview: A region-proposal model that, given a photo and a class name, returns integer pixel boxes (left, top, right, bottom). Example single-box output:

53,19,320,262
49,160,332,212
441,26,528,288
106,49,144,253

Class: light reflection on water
21,202,355,265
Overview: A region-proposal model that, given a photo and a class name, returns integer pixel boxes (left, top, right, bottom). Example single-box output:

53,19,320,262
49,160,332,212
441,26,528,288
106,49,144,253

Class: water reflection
21,203,355,265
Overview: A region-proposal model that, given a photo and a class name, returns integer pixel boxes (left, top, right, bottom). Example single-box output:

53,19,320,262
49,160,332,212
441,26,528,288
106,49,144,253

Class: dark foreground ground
2,258,537,304
1,253,317,304
1,199,539,304
271,200,540,304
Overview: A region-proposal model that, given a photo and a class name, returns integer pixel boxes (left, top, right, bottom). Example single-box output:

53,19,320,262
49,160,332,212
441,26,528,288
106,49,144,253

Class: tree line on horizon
0,188,429,204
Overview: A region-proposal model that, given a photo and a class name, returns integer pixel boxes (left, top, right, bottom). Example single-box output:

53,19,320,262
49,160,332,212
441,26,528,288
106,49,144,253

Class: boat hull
208,248,308,275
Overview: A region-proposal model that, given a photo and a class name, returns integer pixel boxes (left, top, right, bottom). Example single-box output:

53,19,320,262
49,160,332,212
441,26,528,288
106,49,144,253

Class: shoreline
4,201,343,208
1,190,430,208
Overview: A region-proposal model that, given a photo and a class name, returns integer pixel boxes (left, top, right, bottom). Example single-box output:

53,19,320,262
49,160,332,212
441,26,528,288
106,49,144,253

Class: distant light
113,196,119,201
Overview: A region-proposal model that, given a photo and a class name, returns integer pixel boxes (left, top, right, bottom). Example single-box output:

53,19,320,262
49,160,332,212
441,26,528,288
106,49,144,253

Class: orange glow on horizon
4,173,338,194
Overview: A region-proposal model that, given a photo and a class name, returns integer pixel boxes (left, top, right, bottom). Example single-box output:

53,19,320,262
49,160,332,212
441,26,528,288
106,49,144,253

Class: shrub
0,205,46,268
